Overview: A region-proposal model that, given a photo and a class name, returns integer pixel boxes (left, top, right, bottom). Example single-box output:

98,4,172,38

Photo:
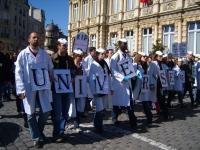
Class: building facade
0,0,45,53
68,0,200,55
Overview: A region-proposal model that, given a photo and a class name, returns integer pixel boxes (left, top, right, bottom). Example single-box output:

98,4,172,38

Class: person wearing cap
171,58,184,108
71,49,87,129
181,51,195,107
15,32,54,148
110,39,137,128
153,51,170,120
88,48,113,133
51,38,76,141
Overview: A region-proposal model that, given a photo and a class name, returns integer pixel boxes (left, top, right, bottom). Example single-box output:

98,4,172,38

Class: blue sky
29,0,69,35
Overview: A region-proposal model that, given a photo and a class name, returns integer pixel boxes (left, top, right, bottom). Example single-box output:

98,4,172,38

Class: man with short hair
51,38,76,141
15,32,54,148
110,39,137,128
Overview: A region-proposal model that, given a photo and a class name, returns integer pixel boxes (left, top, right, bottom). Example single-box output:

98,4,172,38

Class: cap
58,38,67,45
177,58,183,62
138,51,146,56
155,51,163,56
163,54,168,58
118,38,127,43
73,49,83,55
187,51,193,55
96,48,106,53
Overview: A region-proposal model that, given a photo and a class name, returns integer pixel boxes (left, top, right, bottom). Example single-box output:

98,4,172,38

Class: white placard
72,32,89,53
168,71,175,85
95,74,109,94
54,69,73,93
159,70,168,88
30,65,51,91
117,59,136,78
172,42,187,57
141,75,149,92
75,75,87,98
180,71,185,83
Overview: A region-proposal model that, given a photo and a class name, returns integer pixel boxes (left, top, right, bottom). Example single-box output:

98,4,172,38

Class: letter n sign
54,69,73,93
75,75,87,98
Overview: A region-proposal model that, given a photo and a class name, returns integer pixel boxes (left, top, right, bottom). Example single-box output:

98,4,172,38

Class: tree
151,39,165,54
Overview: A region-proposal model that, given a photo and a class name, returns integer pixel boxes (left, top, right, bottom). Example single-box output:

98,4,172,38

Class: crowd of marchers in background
1,32,200,148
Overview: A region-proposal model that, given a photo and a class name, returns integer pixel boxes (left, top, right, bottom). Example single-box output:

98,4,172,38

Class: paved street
0,97,200,150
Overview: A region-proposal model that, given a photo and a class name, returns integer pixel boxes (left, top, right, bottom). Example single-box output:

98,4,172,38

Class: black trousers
142,101,152,123
112,103,137,127
157,87,169,119
184,83,194,105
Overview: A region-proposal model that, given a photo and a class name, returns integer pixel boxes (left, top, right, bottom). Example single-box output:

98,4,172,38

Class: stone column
154,22,159,44
135,24,139,51
177,19,182,43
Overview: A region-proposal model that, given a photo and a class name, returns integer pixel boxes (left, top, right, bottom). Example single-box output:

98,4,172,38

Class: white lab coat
15,47,53,115
89,61,112,112
196,61,200,90
132,63,143,101
82,54,94,98
110,50,133,106
173,65,184,92
148,62,159,102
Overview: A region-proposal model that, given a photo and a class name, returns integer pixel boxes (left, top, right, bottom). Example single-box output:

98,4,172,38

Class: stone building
68,0,200,55
0,0,45,53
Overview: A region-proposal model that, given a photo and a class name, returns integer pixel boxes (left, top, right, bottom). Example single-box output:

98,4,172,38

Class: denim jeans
27,92,50,141
52,93,71,137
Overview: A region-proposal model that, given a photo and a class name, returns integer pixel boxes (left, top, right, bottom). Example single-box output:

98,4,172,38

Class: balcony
124,10,135,20
141,5,153,16
160,0,177,12
109,14,120,23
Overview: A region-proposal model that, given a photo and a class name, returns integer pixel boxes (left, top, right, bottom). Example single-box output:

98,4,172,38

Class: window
188,22,200,54
82,0,88,19
142,28,152,55
90,34,96,47
73,3,78,22
92,0,97,17
110,33,118,48
163,25,175,53
127,0,134,11
112,0,119,14
125,31,134,51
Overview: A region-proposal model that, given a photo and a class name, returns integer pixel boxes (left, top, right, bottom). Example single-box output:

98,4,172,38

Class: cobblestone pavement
0,97,200,150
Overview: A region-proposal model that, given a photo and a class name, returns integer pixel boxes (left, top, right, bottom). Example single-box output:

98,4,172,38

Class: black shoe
94,128,103,134
0,103,3,108
34,141,43,149
23,122,28,128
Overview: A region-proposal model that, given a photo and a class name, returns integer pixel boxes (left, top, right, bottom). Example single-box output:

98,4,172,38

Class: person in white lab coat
82,47,96,110
89,48,113,133
133,52,153,124
110,39,137,128
15,32,53,148
173,58,184,107
73,49,87,128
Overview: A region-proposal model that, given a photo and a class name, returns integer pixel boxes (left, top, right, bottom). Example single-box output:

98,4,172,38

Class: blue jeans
27,98,49,141
52,93,71,137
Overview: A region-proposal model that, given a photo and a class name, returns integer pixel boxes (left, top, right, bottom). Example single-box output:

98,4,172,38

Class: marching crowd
1,32,200,148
